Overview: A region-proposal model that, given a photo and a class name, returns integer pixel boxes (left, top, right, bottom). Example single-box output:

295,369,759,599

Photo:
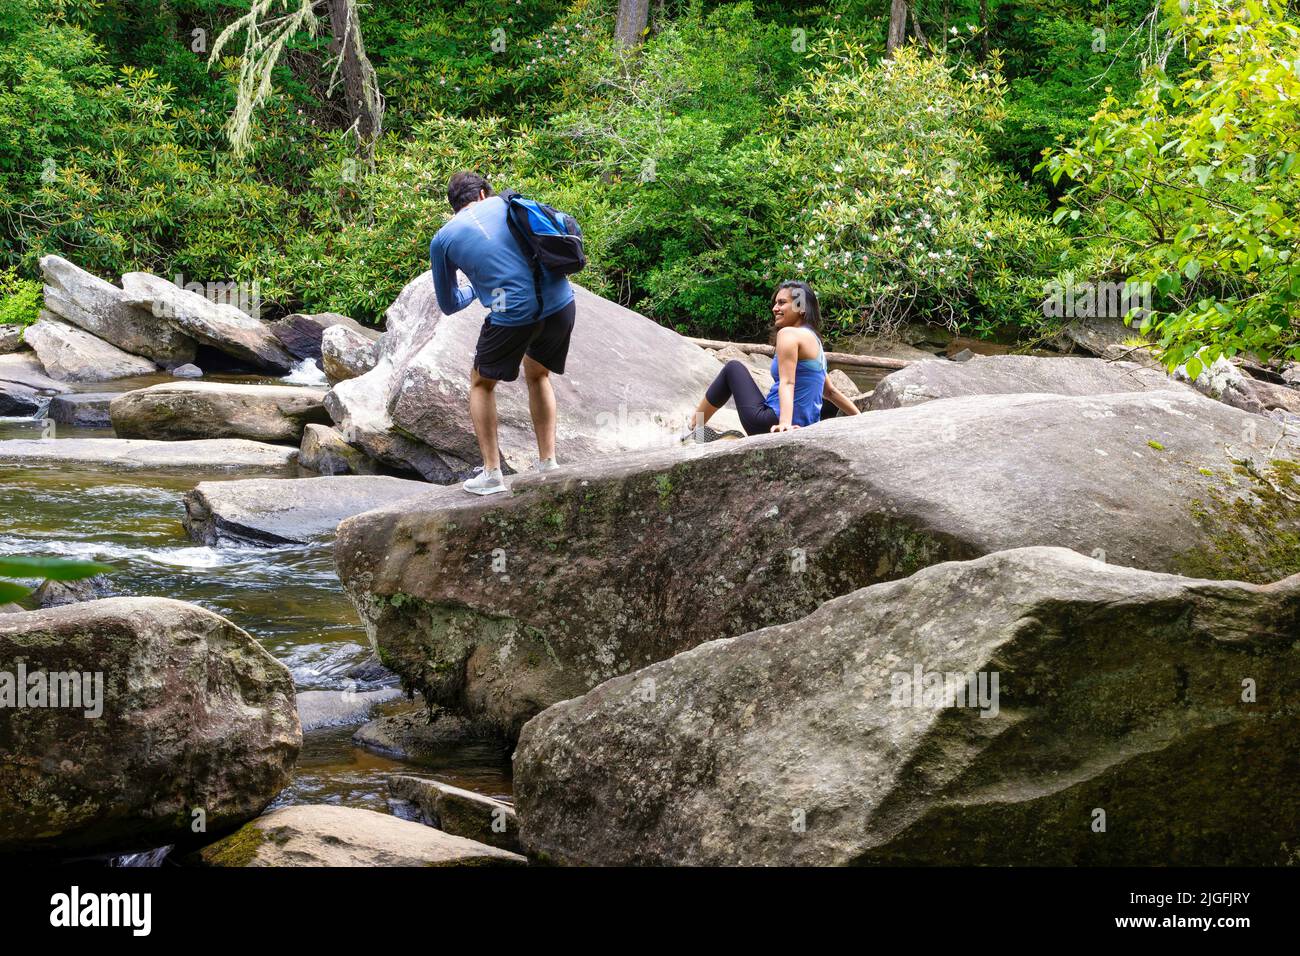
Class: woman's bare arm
823,377,861,415
771,328,800,431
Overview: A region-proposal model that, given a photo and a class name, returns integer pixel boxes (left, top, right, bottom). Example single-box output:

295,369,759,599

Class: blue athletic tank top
764,329,827,426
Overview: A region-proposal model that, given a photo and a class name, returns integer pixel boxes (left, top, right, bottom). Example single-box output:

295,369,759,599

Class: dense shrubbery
5,0,1289,364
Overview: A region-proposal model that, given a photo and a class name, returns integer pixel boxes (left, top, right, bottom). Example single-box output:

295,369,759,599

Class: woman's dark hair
773,280,821,333
447,171,492,212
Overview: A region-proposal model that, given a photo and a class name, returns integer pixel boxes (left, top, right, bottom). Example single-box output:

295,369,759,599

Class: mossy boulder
0,597,300,857
334,389,1300,740
514,547,1300,865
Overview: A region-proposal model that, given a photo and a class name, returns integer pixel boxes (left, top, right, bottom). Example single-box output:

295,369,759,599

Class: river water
0,370,512,858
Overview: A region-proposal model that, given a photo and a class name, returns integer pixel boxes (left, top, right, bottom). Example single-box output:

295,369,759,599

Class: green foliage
0,555,115,604
0,268,42,326
777,35,1066,336
1044,0,1300,370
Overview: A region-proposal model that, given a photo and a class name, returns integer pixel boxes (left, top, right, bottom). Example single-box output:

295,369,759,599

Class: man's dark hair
447,171,492,212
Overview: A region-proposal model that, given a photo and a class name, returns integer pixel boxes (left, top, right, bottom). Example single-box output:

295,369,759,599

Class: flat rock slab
353,708,499,760
515,547,1300,866
869,354,1187,410
41,255,195,367
0,352,70,395
192,804,526,866
334,389,1300,739
388,775,519,853
0,437,298,473
23,314,157,382
295,688,402,731
0,597,299,856
110,380,330,443
183,474,440,545
121,272,296,373
46,392,114,428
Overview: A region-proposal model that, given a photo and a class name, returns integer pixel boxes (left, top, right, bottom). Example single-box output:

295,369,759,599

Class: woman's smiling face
771,287,805,329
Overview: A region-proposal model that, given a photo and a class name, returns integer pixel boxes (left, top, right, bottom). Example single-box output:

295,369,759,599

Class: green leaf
0,556,115,581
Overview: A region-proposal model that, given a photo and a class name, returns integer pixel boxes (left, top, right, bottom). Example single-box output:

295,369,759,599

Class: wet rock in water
190,804,525,867
272,312,377,361
0,381,44,417
320,324,380,384
343,653,396,684
183,474,440,545
326,273,741,481
294,687,402,731
109,381,330,443
0,352,71,395
120,272,296,373
32,574,113,608
352,707,499,760
388,775,520,853
0,437,298,473
46,392,114,428
869,354,1185,410
515,547,1300,866
171,363,203,379
299,423,379,475
949,348,977,363
0,325,25,354
335,389,1300,739
0,597,300,857
40,255,196,368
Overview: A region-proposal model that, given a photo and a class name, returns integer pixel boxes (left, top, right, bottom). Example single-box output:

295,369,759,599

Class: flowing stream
0,370,511,859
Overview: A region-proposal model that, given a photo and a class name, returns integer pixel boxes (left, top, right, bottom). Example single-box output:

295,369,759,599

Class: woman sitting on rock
684,281,860,439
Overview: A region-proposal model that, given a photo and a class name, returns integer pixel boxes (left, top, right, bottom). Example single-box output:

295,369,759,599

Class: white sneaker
462,467,507,496
535,457,559,472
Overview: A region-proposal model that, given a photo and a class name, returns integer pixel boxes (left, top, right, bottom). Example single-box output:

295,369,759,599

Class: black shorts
473,299,576,382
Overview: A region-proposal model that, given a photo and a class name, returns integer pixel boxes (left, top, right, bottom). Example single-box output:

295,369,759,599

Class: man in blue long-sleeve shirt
429,171,577,495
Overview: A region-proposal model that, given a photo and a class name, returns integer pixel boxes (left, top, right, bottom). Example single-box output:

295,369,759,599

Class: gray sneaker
463,467,507,496
535,457,560,472
679,424,743,444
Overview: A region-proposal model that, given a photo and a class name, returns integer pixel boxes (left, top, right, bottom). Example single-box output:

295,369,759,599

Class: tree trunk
326,0,381,142
615,0,651,48
979,0,990,58
887,0,910,55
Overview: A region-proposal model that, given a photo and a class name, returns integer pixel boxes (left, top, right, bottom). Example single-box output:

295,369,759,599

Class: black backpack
499,188,586,320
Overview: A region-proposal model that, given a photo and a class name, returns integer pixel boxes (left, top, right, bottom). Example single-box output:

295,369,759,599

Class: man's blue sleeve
429,235,474,314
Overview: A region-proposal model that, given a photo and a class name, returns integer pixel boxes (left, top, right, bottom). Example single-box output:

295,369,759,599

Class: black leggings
705,360,779,435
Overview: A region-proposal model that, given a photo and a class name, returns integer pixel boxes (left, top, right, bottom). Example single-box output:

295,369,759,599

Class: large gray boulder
109,381,330,443
0,352,70,395
0,437,297,473
325,273,741,481
515,547,1300,866
22,314,157,382
192,804,525,866
182,474,437,545
320,323,379,384
121,272,296,373
869,354,1185,410
271,311,377,361
333,389,1300,739
0,597,300,856
40,255,196,368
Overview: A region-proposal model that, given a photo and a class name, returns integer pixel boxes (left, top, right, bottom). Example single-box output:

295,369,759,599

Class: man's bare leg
469,367,501,470
523,355,556,462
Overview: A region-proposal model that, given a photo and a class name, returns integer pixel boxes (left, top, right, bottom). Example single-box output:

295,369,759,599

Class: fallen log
687,337,912,370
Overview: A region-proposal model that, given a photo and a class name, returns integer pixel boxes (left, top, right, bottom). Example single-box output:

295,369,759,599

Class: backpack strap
500,190,547,323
